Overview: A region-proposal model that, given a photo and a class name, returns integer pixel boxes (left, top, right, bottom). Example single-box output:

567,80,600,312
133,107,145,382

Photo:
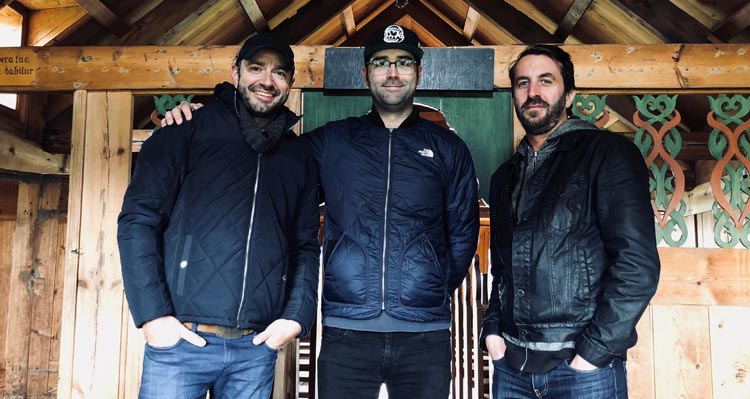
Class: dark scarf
234,90,291,153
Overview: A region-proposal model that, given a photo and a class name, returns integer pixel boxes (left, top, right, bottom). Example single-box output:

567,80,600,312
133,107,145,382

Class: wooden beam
612,0,710,43
0,127,69,174
73,0,130,36
273,0,353,44
467,0,555,43
342,5,356,37
1,0,16,8
553,0,593,42
27,6,90,46
3,44,750,92
462,7,480,42
709,2,750,43
238,0,268,33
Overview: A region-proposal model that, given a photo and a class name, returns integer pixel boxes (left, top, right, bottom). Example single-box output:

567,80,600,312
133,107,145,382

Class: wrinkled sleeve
479,168,505,351
117,123,192,328
280,148,321,338
575,135,660,367
444,138,480,293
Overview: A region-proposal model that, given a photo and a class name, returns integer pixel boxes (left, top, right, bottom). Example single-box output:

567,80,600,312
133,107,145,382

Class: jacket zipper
381,130,394,310
236,154,262,327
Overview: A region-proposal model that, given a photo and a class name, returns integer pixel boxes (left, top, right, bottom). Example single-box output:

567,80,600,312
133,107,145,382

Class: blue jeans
492,357,628,399
317,327,452,399
139,331,278,399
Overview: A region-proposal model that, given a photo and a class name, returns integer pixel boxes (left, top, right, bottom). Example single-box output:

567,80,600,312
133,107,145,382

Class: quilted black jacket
118,84,320,336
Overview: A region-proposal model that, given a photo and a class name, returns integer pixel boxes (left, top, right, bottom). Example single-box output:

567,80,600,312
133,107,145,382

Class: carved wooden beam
1,44,750,92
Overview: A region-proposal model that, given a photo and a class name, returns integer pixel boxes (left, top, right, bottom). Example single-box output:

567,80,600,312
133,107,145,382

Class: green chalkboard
300,90,513,201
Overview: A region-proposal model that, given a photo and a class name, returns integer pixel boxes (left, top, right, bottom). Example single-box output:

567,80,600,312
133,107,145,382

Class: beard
516,94,568,136
236,82,288,117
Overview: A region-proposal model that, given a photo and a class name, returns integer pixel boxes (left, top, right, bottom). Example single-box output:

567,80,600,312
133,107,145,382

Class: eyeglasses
367,58,419,75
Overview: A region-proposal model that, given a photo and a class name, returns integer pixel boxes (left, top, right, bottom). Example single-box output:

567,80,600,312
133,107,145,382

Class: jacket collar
367,106,421,129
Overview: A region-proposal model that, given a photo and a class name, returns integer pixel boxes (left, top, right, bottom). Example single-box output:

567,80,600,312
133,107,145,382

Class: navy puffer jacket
118,83,320,337
302,109,479,323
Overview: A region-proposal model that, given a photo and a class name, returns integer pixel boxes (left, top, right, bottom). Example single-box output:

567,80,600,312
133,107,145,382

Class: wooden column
58,90,134,399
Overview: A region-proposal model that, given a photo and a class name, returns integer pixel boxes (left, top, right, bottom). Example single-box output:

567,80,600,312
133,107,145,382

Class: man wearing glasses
304,25,479,398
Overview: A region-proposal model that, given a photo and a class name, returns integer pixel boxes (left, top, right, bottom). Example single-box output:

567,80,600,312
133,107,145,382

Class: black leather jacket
480,125,660,367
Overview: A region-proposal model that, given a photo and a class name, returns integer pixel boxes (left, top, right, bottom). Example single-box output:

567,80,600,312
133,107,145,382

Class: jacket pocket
176,235,193,296
323,234,367,305
398,234,446,308
545,176,586,233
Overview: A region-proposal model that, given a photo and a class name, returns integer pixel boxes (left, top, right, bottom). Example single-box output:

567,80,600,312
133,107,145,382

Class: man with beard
117,33,320,399
480,44,659,398
163,25,479,398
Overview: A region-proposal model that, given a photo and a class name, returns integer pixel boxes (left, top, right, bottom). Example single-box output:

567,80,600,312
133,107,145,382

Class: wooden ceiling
2,0,750,184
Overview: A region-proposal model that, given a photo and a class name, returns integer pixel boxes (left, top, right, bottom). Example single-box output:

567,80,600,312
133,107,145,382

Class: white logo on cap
383,25,405,43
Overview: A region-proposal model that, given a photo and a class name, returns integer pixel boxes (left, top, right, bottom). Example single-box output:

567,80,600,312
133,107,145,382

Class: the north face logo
383,25,405,43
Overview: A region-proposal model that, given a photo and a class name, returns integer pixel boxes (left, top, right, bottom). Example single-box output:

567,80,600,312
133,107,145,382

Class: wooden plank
462,7,480,42
653,247,750,306
26,178,62,398
0,128,70,174
238,0,268,32
468,0,554,43
48,219,67,396
342,5,355,37
652,305,713,399
27,6,90,47
628,305,656,399
73,0,130,36
554,0,593,42
0,220,15,388
3,180,41,398
0,46,327,92
2,44,750,93
69,91,132,398
56,89,86,399
613,0,710,43
709,307,750,398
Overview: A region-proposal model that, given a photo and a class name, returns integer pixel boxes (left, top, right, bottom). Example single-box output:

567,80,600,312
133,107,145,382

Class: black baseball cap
363,24,423,63
237,32,295,73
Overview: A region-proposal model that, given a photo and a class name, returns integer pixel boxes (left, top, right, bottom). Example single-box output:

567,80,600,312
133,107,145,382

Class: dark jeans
139,331,278,399
318,327,452,399
492,356,628,399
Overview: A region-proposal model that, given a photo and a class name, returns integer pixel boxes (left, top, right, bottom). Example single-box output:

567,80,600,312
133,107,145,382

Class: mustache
247,83,280,96
521,96,549,110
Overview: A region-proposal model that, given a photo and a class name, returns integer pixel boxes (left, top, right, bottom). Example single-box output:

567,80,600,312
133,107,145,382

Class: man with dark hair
480,44,660,398
118,32,320,399
162,25,480,399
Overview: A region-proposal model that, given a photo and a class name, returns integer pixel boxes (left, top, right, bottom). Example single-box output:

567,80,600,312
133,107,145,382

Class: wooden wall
0,176,67,399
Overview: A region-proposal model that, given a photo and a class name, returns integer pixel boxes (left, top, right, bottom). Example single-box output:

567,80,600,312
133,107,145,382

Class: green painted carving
632,95,687,247
707,94,750,248
151,94,195,130
153,94,194,117
572,94,609,128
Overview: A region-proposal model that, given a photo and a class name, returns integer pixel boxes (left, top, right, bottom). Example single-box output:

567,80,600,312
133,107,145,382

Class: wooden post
57,90,133,399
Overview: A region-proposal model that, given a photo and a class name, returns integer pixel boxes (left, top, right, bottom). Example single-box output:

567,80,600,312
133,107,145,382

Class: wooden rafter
462,7,480,42
467,0,554,43
709,1,750,43
273,0,354,44
342,6,356,37
238,0,268,33
1,0,16,9
553,0,593,42
73,0,130,36
613,0,709,43
0,128,69,174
